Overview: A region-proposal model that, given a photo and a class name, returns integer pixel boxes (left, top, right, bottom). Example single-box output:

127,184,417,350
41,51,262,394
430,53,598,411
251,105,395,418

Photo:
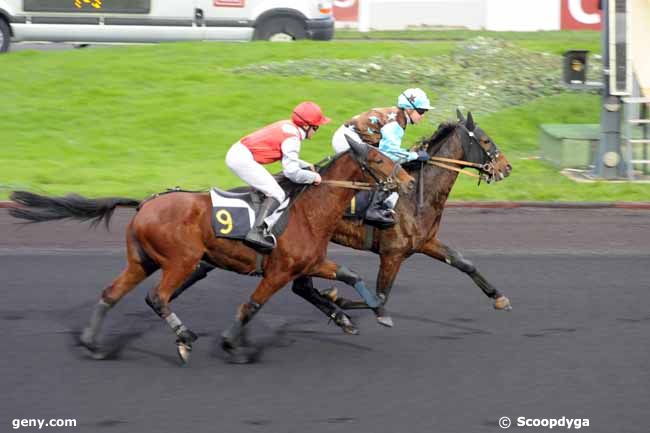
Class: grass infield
1,31,647,201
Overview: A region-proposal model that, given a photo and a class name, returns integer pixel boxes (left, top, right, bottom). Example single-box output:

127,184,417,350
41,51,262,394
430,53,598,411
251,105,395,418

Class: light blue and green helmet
397,88,433,110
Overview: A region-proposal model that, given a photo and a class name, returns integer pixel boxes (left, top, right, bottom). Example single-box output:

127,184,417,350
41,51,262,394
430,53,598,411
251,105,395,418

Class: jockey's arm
281,137,319,184
297,159,314,170
378,121,419,163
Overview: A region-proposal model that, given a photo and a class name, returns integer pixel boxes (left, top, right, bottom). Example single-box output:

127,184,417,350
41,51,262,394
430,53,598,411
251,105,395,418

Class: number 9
216,210,233,234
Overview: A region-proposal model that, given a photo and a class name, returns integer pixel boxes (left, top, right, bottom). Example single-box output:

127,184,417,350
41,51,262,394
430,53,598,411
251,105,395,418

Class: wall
560,0,602,30
367,0,486,30
484,0,561,31
333,0,359,22
631,0,650,96
333,0,605,31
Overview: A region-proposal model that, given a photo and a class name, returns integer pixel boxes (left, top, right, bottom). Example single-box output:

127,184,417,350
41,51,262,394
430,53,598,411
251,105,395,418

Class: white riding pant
331,125,361,154
225,142,286,203
331,125,399,210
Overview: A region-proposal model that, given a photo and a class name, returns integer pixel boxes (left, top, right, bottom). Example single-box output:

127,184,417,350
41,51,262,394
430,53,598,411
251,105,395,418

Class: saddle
209,187,291,240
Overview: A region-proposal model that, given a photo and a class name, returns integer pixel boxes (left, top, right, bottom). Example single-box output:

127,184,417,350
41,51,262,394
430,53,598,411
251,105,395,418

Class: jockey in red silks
226,101,331,251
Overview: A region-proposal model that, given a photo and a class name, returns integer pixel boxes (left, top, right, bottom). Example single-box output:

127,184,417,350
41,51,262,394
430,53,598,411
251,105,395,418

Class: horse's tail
9,191,141,229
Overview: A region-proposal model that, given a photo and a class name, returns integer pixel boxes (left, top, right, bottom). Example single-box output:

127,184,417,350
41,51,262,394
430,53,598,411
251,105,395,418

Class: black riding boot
244,197,281,252
364,191,395,228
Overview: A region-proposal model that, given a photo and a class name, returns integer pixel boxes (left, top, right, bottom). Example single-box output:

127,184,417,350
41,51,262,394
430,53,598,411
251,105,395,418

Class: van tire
254,16,306,41
0,19,10,53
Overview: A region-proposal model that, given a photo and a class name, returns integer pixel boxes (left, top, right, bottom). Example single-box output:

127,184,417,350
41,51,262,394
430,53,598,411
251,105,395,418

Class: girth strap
363,225,374,251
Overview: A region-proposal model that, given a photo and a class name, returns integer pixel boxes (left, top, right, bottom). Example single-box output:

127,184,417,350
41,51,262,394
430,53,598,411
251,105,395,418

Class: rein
429,156,486,170
315,156,375,190
314,150,402,192
426,157,485,180
320,180,375,190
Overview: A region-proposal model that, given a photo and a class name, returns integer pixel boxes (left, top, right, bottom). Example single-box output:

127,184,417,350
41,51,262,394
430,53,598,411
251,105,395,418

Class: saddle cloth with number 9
209,188,289,240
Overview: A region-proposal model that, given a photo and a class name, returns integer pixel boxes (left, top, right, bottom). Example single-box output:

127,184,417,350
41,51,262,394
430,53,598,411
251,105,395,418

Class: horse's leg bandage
335,265,382,308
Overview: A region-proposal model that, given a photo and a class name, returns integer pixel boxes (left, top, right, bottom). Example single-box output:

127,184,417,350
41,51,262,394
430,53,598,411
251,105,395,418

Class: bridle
425,123,501,182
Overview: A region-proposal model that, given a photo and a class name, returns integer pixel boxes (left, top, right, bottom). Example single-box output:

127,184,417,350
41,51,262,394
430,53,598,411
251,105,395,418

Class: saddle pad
210,189,255,239
210,188,290,240
344,190,372,220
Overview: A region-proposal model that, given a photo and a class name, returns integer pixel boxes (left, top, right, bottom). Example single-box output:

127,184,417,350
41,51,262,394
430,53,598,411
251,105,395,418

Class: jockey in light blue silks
331,88,433,227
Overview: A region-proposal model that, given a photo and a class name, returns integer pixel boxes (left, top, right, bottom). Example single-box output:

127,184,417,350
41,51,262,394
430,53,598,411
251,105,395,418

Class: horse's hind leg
80,260,150,354
419,238,512,311
318,256,401,328
169,260,215,302
145,262,202,364
291,276,358,335
370,254,405,327
309,259,383,309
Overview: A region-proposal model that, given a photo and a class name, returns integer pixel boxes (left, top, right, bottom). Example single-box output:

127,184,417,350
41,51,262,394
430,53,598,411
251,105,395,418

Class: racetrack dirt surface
1,208,649,433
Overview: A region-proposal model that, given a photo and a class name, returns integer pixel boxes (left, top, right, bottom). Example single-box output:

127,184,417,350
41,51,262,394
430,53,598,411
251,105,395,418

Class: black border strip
204,19,253,27
32,16,99,25
103,18,193,26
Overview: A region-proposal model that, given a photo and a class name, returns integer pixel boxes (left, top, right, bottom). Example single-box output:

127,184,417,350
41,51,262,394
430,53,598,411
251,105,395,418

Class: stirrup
364,209,395,229
244,228,277,253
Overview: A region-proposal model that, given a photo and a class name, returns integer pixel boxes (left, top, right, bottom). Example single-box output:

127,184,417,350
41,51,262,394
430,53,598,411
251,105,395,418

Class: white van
0,0,334,52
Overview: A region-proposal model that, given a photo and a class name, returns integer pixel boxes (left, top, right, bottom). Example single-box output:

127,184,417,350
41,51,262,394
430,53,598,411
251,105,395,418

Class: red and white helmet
292,101,331,128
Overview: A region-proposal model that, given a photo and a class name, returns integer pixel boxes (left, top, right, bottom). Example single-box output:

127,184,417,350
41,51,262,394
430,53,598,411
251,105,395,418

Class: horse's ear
456,108,466,123
466,112,475,131
346,135,368,160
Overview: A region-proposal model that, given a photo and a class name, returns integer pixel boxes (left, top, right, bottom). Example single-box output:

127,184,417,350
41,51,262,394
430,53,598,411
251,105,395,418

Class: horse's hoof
494,296,512,311
78,338,109,360
372,306,394,327
221,337,236,352
177,328,198,344
332,312,359,335
223,345,261,364
376,315,394,328
321,287,338,302
177,342,192,364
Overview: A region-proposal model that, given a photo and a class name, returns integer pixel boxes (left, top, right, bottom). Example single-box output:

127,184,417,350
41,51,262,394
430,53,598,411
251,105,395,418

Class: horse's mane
418,121,459,156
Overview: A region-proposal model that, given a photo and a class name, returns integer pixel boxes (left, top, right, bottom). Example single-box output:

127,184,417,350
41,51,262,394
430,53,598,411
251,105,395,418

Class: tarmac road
1,207,649,433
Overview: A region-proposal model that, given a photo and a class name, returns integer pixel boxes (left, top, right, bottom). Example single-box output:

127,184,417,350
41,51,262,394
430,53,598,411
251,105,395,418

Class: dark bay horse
10,139,414,364
321,111,513,327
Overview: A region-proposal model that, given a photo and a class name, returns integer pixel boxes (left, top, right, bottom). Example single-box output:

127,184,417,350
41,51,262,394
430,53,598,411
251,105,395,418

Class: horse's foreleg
291,276,358,335
419,239,511,311
221,273,293,363
80,261,149,354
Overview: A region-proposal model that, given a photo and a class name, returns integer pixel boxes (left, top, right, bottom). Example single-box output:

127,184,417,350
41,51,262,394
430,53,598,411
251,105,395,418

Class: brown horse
319,110,513,327
167,111,514,334
9,138,414,364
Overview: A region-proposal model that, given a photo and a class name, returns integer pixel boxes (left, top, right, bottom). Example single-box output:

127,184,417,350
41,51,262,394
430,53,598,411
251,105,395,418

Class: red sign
561,0,602,30
333,0,358,22
214,0,245,7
